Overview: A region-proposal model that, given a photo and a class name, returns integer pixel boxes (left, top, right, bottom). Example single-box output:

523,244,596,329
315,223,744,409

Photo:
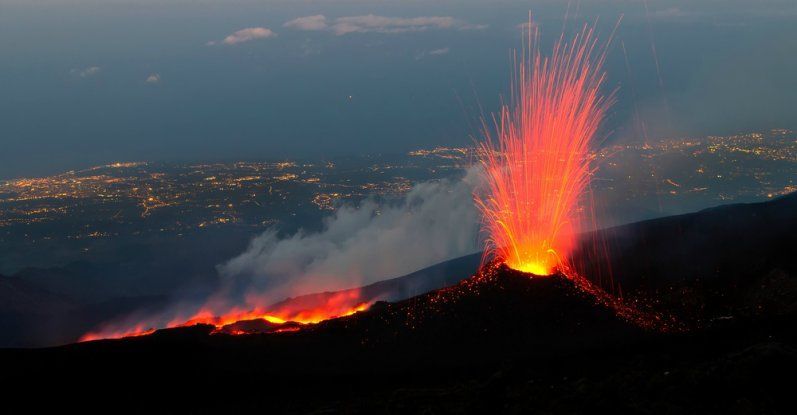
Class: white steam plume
218,167,482,305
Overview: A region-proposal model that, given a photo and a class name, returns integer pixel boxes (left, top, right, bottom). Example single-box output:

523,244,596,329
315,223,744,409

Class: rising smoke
81,168,483,340
218,167,483,305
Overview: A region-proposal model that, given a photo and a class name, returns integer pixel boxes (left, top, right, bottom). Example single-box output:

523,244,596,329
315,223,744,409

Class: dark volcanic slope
309,263,645,359
4,263,796,413
2,266,647,410
0,275,75,347
573,193,797,324
577,192,797,288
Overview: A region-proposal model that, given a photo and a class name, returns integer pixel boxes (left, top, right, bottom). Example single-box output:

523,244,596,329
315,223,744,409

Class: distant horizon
4,126,795,181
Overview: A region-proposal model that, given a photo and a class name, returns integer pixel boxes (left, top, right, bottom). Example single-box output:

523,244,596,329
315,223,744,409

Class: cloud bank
209,27,276,46
283,14,486,36
284,15,328,31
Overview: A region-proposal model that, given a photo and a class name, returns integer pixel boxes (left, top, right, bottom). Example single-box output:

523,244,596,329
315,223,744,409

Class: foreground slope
3,263,797,413
3,266,646,410
1,194,796,413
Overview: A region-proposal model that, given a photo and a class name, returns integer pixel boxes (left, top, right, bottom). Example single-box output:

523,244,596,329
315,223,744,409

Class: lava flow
476,20,613,276
79,290,372,342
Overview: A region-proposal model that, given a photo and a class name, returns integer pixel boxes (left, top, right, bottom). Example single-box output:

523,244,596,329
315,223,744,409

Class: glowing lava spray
476,20,613,276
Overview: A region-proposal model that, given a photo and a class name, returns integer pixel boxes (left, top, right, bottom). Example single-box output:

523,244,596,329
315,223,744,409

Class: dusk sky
2,0,796,179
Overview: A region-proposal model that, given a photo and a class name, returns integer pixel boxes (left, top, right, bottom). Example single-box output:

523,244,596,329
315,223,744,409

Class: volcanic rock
216,318,304,335
1,260,796,413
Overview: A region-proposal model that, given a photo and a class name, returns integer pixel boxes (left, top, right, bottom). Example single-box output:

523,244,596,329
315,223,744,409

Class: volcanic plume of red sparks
476,20,613,276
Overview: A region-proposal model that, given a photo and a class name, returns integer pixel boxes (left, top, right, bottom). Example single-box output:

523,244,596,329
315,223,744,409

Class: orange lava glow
80,327,156,342
476,20,612,276
79,290,371,342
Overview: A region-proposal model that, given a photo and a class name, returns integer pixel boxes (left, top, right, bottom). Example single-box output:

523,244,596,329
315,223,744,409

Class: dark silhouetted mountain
11,262,108,302
0,274,73,315
0,275,76,347
0,281,168,347
573,192,797,324
3,259,796,413
578,192,797,287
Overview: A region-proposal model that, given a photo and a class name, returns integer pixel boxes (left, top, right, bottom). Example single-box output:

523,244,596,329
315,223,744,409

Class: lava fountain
476,20,613,276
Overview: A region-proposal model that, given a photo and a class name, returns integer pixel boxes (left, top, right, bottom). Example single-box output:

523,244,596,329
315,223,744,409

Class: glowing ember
476,19,613,276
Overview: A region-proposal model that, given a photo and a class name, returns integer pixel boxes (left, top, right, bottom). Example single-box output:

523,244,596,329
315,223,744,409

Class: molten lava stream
476,19,613,276
79,299,372,341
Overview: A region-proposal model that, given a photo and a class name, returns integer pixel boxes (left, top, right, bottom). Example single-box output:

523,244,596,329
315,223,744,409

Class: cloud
145,73,160,84
415,47,450,60
332,15,458,35
284,15,328,31
218,168,483,303
72,66,101,78
284,14,486,36
208,27,276,46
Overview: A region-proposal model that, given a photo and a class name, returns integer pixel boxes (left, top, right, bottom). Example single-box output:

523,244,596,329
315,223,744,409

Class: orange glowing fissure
476,19,613,276
79,299,372,342
173,302,371,331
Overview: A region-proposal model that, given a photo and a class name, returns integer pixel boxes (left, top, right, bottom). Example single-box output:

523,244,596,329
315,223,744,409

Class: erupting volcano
3,4,795,413
79,19,620,343
476,21,612,276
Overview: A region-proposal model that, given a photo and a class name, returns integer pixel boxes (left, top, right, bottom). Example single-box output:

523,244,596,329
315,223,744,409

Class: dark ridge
573,192,797,326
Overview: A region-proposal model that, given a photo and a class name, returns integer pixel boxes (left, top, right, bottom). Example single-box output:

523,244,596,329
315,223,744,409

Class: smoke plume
79,168,483,340
218,167,482,305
